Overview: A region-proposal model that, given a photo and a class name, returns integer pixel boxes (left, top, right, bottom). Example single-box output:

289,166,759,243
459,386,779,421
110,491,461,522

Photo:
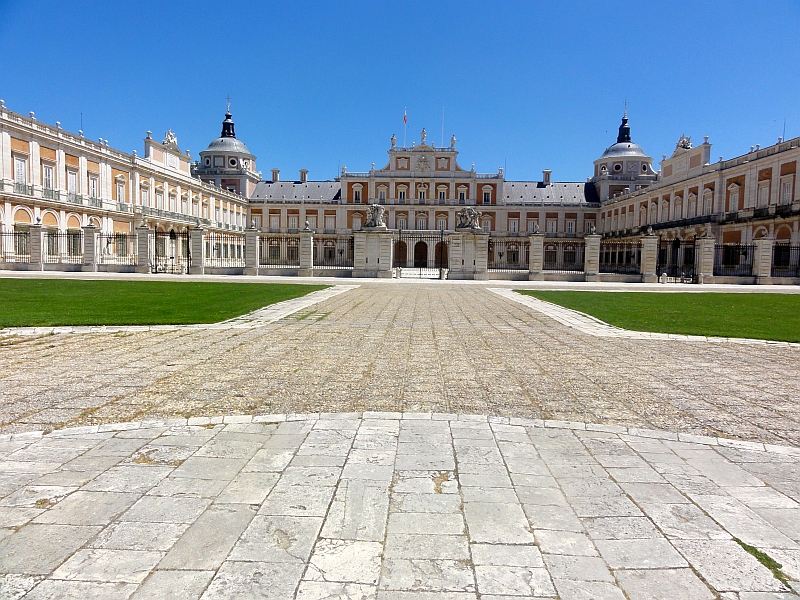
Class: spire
221,99,236,138
616,112,631,144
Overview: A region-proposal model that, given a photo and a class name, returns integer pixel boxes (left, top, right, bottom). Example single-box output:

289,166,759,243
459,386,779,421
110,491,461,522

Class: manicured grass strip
517,290,800,343
0,279,327,327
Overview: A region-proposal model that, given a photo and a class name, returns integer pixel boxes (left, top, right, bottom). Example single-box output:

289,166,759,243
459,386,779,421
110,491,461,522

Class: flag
403,110,407,125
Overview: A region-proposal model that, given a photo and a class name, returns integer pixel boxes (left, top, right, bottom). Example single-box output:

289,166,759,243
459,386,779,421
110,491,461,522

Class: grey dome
599,142,648,159
203,136,252,156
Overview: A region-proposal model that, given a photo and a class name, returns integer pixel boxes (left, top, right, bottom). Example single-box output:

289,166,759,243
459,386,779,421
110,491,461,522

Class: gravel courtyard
1,282,799,446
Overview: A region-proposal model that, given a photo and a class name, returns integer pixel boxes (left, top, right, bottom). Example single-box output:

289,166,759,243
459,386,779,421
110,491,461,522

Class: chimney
271,169,280,182
542,170,551,185
299,169,308,183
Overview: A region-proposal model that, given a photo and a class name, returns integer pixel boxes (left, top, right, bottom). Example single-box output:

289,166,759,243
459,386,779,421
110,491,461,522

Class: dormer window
642,164,648,172
229,158,237,167
204,157,211,166
614,164,622,172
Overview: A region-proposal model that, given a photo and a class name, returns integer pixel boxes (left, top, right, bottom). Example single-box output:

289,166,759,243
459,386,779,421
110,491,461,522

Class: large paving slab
1,282,799,447
0,414,798,599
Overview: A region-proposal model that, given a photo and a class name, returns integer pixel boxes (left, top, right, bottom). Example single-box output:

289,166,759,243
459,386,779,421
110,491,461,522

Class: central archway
414,241,428,268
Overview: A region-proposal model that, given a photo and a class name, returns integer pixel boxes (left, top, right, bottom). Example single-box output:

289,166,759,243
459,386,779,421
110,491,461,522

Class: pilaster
753,237,774,283
695,234,716,284
640,234,659,283
135,225,151,273
81,225,98,272
28,224,44,270
299,230,314,277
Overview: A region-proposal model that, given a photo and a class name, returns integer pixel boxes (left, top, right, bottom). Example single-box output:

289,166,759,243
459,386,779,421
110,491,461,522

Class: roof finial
623,99,627,118
226,95,231,114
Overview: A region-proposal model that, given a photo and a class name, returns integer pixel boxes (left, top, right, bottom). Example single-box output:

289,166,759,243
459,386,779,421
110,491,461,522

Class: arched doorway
414,241,428,268
434,241,448,268
394,240,407,267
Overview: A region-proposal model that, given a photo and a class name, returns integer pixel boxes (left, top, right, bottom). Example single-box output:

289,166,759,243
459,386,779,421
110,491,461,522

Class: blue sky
1,1,798,182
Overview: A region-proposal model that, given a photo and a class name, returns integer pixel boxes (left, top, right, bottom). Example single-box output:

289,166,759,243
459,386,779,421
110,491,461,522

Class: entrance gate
657,237,695,281
393,230,449,279
151,230,190,274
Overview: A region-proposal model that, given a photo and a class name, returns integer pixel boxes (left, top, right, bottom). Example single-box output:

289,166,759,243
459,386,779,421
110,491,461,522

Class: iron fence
543,240,585,272
98,233,137,265
600,241,641,275
44,230,83,264
0,231,30,263
151,230,189,274
658,239,696,279
393,230,449,279
206,232,246,268
713,244,754,277
771,244,800,278
259,235,300,267
488,238,530,271
313,235,354,268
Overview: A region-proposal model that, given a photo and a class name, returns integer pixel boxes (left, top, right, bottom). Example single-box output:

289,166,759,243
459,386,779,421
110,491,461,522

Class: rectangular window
14,157,26,183
458,191,466,203
182,198,188,214
508,219,519,233
307,216,317,229
417,218,426,230
482,191,491,204
758,185,769,207
288,216,299,229
270,215,280,229
325,216,336,230
482,220,491,233
398,190,406,202
437,218,447,230
378,190,386,201
585,220,595,233
89,177,98,199
418,190,426,202
781,181,792,204
117,183,126,203
42,165,54,189
527,219,538,232
193,201,199,216
352,216,362,230
353,190,362,203
566,220,575,234
547,220,557,233
397,218,407,229
67,171,77,194
729,192,739,212
141,189,149,206
438,190,446,202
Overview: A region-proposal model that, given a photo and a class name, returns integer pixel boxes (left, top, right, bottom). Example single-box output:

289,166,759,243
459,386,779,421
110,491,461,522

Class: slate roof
251,181,342,201
502,181,591,205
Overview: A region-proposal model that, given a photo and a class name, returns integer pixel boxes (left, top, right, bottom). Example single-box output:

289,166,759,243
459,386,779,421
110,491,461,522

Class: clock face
628,162,638,171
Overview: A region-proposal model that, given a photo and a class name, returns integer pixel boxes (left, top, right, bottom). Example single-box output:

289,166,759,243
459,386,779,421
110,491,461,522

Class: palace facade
1,99,798,280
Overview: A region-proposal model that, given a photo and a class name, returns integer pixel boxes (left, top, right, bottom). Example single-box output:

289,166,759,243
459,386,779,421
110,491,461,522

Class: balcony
117,202,131,213
67,193,83,204
14,182,33,196
87,196,102,208
42,188,60,201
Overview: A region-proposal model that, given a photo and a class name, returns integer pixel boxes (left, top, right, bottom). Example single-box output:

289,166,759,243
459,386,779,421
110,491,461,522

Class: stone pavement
0,413,798,599
1,283,800,447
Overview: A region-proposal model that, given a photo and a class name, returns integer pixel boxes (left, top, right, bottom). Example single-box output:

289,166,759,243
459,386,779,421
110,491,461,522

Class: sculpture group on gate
456,206,482,230
365,203,387,228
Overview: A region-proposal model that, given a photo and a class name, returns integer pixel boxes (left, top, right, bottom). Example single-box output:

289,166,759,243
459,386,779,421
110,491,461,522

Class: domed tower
591,112,657,202
194,105,260,197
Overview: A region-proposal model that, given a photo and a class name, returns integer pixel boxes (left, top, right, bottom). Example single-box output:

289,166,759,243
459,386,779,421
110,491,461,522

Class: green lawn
0,279,327,327
517,290,800,342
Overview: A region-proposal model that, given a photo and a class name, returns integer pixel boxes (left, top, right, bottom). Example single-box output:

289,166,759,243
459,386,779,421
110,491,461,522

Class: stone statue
364,204,386,228
450,134,456,149
456,206,482,230
588,223,596,235
531,221,540,234
420,128,427,145
676,134,692,150
163,129,178,147
646,225,654,236
391,134,396,148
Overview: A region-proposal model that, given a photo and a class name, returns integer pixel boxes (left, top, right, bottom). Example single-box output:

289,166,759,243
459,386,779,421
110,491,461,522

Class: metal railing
44,230,83,264
658,239,696,280
67,193,83,204
0,231,31,263
87,196,102,208
14,182,33,196
313,235,354,268
206,232,246,267
772,244,800,278
488,238,530,271
98,233,137,265
600,241,641,275
713,244,754,277
259,235,300,267
543,240,585,273
42,188,60,201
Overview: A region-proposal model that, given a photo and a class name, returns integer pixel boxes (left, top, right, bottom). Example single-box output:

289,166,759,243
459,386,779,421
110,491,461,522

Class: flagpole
403,108,407,148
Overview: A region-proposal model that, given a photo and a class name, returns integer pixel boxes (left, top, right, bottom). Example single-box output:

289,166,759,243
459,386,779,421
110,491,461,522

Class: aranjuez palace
1,100,798,282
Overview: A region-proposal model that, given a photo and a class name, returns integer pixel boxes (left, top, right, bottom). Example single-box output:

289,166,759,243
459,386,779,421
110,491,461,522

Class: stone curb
2,412,798,457
491,287,800,348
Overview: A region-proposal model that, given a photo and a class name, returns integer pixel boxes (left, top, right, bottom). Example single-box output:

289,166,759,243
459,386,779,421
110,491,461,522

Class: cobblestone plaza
1,280,799,598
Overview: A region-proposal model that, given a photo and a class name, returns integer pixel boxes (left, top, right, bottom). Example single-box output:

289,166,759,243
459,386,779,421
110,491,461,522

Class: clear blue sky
1,1,798,183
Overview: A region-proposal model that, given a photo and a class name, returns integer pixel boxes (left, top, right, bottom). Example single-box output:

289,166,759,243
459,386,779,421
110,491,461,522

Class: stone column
640,234,659,283
753,237,774,283
28,224,44,271
583,234,601,281
299,230,314,277
448,233,464,278
528,233,544,281
354,228,393,278
189,228,205,275
244,227,259,276
474,232,489,280
135,225,151,273
695,234,716,284
81,225,98,272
